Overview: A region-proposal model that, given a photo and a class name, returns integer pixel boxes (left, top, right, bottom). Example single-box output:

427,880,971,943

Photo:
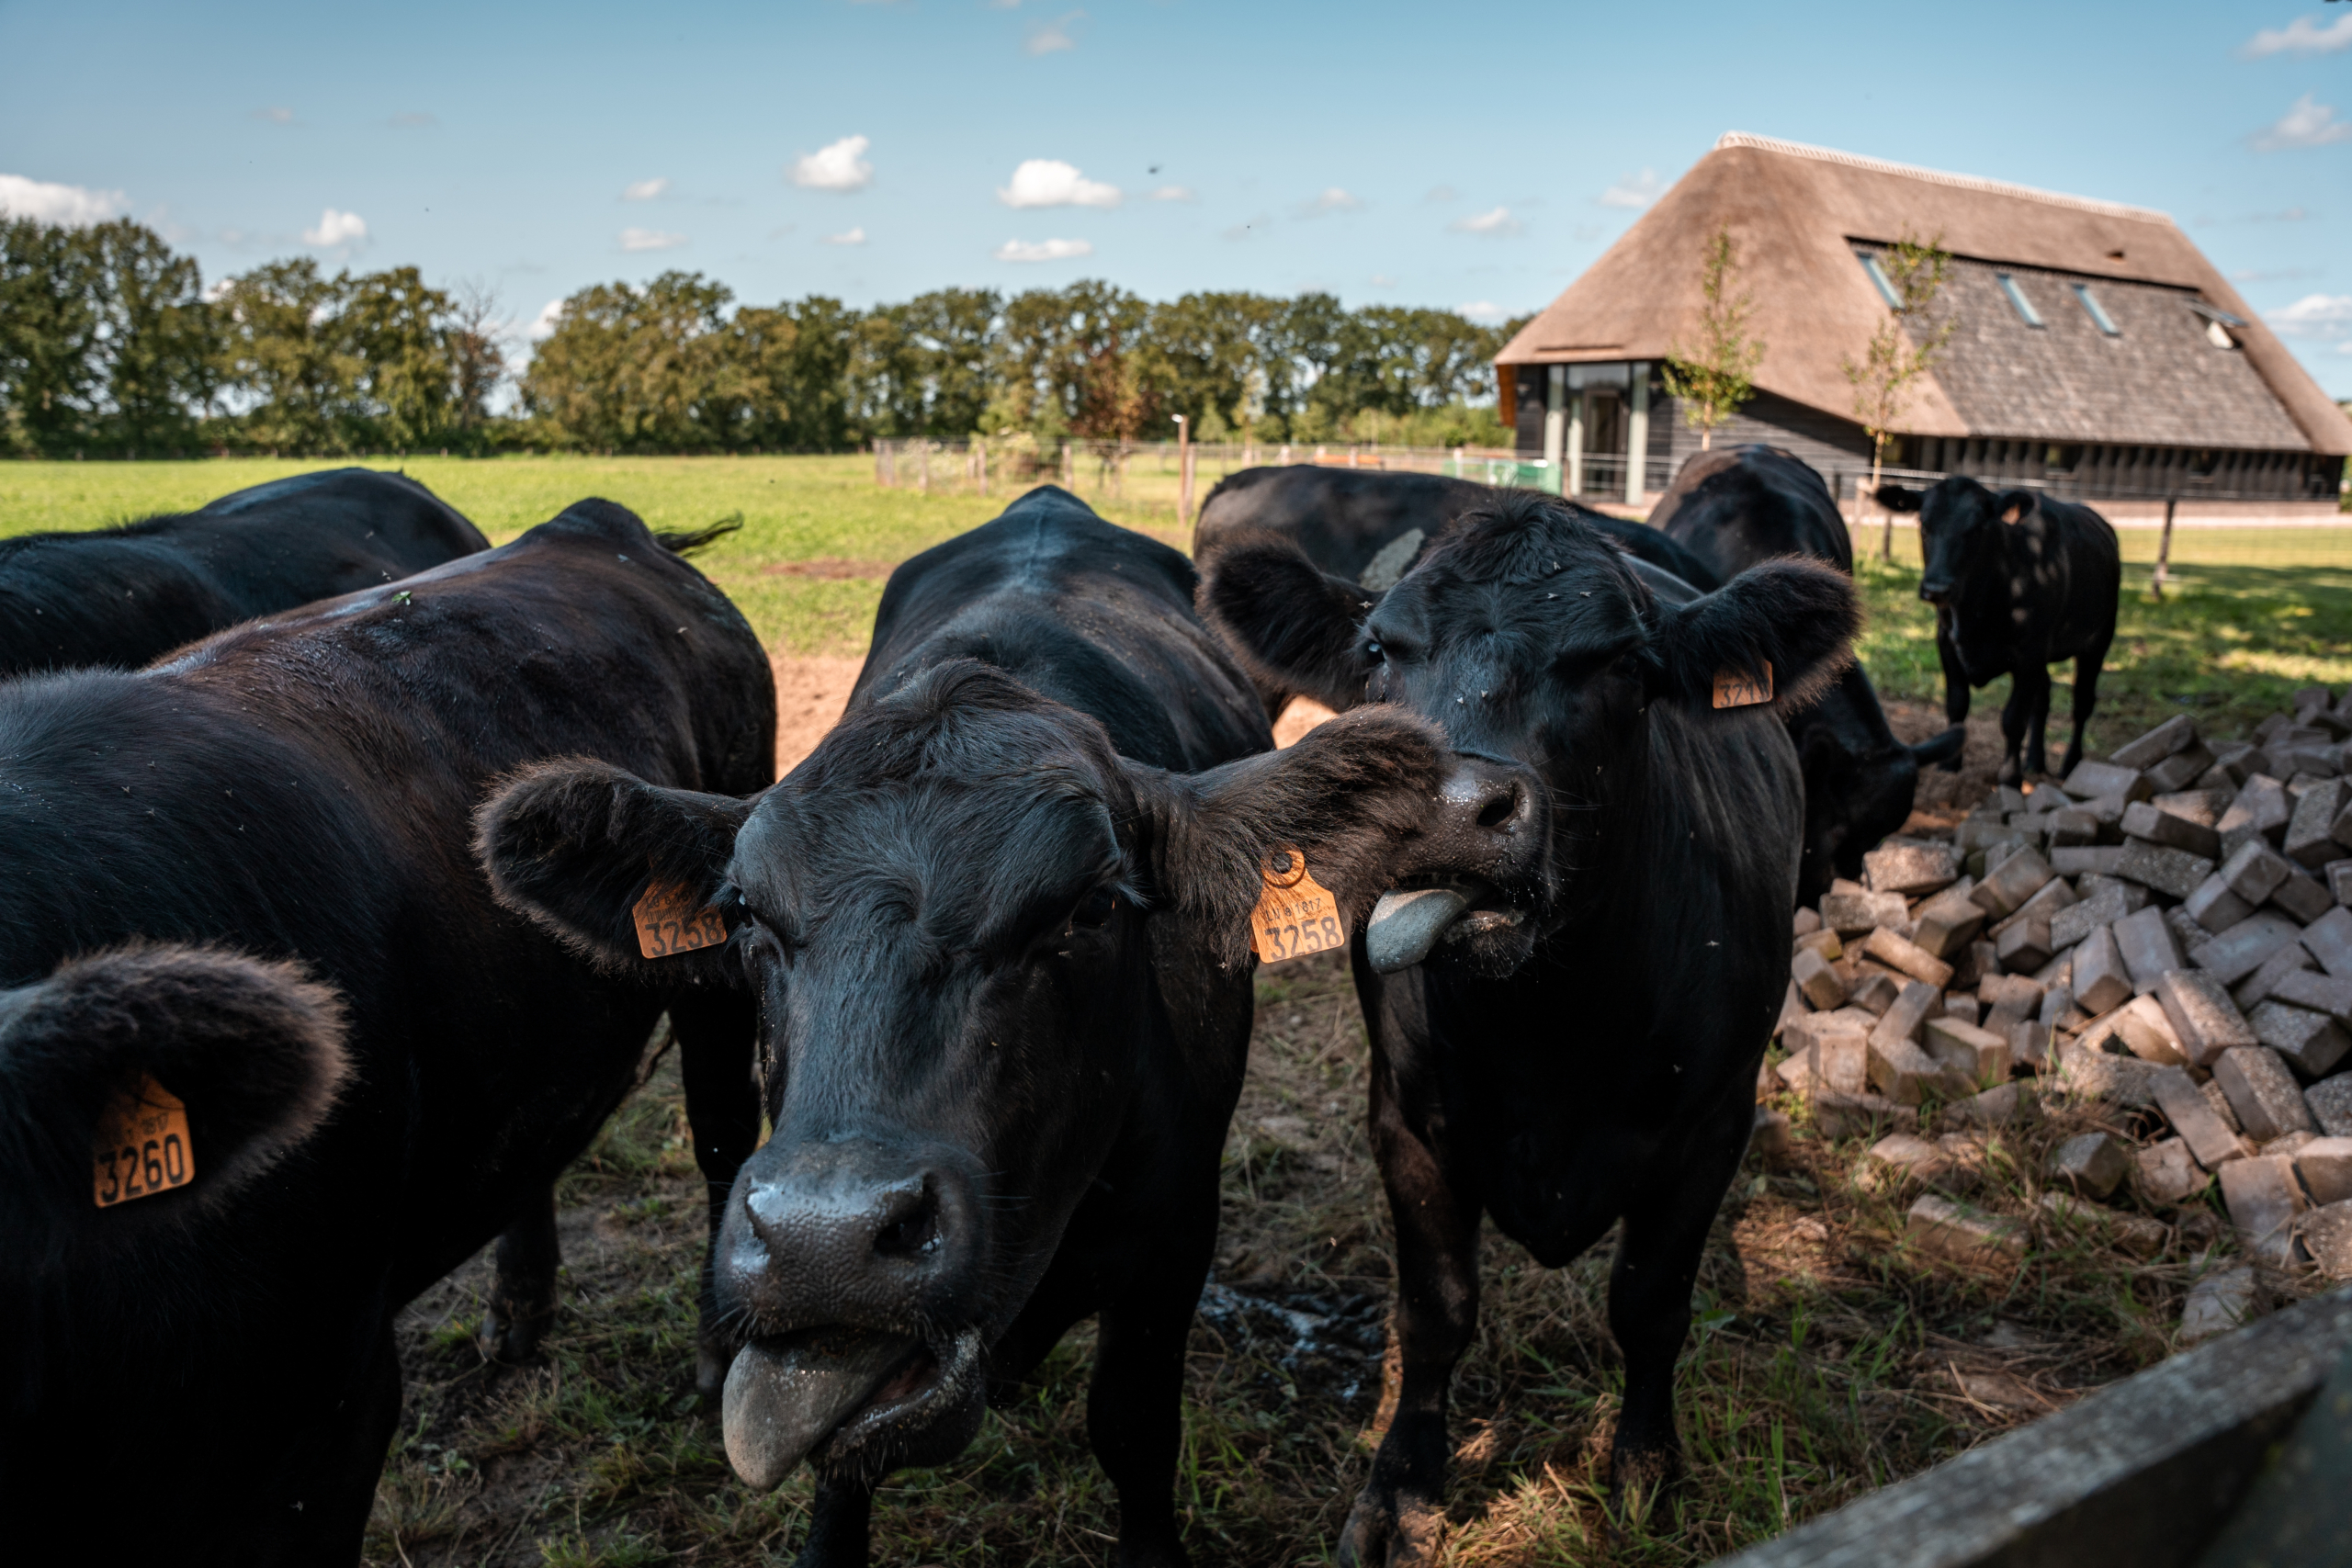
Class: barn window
2187,299,2245,349
1855,250,1903,310
1996,273,2044,327
2072,283,2120,336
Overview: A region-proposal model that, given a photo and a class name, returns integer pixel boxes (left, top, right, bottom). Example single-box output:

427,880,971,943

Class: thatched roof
1496,134,2352,457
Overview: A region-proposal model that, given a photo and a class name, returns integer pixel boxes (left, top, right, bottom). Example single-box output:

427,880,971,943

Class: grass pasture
6,455,2351,1564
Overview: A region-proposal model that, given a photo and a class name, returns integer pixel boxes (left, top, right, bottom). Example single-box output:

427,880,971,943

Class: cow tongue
722,1328,920,1491
1365,886,1473,973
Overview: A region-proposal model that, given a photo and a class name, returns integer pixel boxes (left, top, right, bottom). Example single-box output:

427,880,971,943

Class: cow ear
1995,490,2037,525
475,760,755,976
1121,704,1452,968
1648,558,1860,718
0,943,349,1247
1874,485,1923,514
1196,532,1380,713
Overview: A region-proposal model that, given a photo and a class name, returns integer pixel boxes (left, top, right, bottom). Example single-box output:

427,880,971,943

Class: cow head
1877,478,2036,605
1201,491,1860,971
477,660,1519,1489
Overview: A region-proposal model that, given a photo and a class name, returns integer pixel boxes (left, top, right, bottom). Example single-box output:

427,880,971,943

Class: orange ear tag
633,878,729,959
1713,662,1774,709
1250,847,1346,964
94,1076,194,1208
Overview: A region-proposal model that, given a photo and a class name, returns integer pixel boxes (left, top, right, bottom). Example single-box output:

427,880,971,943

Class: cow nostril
872,1190,942,1258
1476,787,1520,830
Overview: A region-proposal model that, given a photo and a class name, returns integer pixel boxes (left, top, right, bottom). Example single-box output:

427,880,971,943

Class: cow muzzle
1365,756,1544,973
1918,581,1951,605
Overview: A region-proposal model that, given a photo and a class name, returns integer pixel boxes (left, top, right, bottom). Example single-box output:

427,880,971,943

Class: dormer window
2187,299,2245,350
1856,250,1903,310
1996,273,2044,327
2072,283,2120,336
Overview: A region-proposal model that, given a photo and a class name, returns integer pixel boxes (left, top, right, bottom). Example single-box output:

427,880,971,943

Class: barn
1495,133,2352,519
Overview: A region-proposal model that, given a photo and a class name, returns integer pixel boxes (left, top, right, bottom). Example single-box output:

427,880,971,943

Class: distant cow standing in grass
0,466,489,675
1877,476,2120,783
0,502,771,1562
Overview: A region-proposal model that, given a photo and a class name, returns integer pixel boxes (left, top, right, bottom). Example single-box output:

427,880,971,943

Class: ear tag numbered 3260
1713,661,1774,710
1250,847,1345,964
94,1075,194,1208
634,878,729,959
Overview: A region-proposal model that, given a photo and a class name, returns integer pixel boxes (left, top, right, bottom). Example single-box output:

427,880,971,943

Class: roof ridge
1713,132,2172,225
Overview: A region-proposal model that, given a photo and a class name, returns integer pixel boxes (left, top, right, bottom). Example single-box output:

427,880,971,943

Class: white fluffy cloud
619,227,686,252
791,135,874,192
999,159,1121,208
1024,11,1083,54
2253,94,2352,150
2242,14,2352,58
823,227,867,246
623,176,670,201
996,237,1092,262
2267,294,2352,343
1596,169,1663,209
1148,184,1196,203
1456,300,1508,324
253,107,295,125
302,208,368,246
1448,205,1522,236
0,174,125,227
528,299,565,340
1293,186,1363,218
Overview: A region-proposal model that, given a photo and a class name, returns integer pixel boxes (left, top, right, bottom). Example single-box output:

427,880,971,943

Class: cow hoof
477,1299,553,1364
1603,1446,1680,1540
1338,1490,1442,1568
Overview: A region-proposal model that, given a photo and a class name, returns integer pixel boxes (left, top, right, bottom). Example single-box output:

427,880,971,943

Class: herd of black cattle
0,455,2120,1566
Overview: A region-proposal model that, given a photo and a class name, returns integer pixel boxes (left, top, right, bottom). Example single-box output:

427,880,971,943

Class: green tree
521,272,742,452
1844,231,1955,560
211,259,368,454
344,266,463,450
0,218,102,456
1662,226,1763,452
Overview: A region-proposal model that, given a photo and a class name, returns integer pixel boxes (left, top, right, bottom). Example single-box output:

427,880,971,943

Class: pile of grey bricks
1769,689,2352,1339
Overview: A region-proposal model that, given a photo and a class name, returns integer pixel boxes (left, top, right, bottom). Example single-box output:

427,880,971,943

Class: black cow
0,466,489,676
0,501,773,1562
1199,490,1860,1565
1194,462,1950,903
1651,446,1963,889
1877,476,2120,782
478,486,1529,1568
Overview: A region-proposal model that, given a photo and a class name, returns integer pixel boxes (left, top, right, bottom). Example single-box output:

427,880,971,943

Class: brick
1863,926,1955,988
2048,847,2123,879
2152,1065,2248,1168
2286,779,2349,867
1994,784,2030,813
1968,848,2053,920
2049,886,2132,953
2145,746,2217,795
2071,925,2133,1015
2040,1190,2167,1258
2114,839,2216,900
2203,1076,2247,1135
2247,1000,2350,1079
2179,1265,2266,1346
2046,808,2098,849
1908,883,1984,961
2215,1047,2320,1142
1978,972,2044,1030
2276,745,2344,780
2208,742,2258,786
1955,817,2026,853
1989,874,2076,937
1794,927,1843,962
1821,887,1908,936
2109,714,2199,770
1945,1081,2039,1129
2155,787,2235,826
2216,837,2294,907
2153,968,2256,1068
2270,867,2335,924
2058,1039,2161,1108
1870,979,1941,1050
2110,906,2185,995
1848,970,1900,1017
2064,760,2149,802
1992,916,2051,975
1868,1035,1944,1106
2220,1155,2307,1268
2122,799,2221,858
2217,774,2292,859
1865,1132,1974,1192
1925,1015,2011,1089
1810,1026,1871,1099
2113,994,2190,1066
1941,990,1982,1024
2136,1137,2210,1204
1792,946,1849,1010
2271,967,2352,1027
2264,1130,2317,1159
2310,1075,2352,1137
1906,1194,2026,1270
2295,1136,2352,1205
2331,860,2352,907
2233,941,2317,1010
2183,873,2255,934
1864,838,1962,897
2303,1201,2352,1281
2047,1131,2132,1198
1812,1091,1917,1140
2190,911,2306,984
1792,906,1822,937
2303,906,2352,978
2008,1018,2056,1073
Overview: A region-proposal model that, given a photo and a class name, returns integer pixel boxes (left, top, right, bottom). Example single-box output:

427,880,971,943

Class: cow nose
1918,583,1948,604
724,1138,980,1328
1433,756,1544,878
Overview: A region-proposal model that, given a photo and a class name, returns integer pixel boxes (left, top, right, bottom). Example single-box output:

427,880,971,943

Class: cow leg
1340,1059,1481,1568
1085,1186,1216,1568
794,1480,874,1568
1934,620,1970,770
478,1185,560,1362
2061,648,2109,780
1603,1091,1752,1524
2024,671,2056,780
673,988,764,1397
1996,665,2045,785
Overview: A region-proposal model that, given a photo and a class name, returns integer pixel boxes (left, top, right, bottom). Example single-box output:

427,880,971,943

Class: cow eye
1069,886,1117,930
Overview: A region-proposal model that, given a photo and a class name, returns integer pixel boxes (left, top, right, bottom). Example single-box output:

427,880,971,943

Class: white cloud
1456,300,1508,324
1370,273,1397,288
1294,186,1362,218
999,159,1121,208
2242,14,2352,58
791,134,874,191
253,107,296,125
619,227,687,252
1449,205,1522,236
623,176,670,201
302,208,368,247
996,237,1092,263
823,227,867,245
2267,293,2352,341
388,112,435,129
1596,168,1663,208
528,299,565,340
1024,10,1083,54
2254,94,2352,150
1149,184,1196,203
0,174,125,227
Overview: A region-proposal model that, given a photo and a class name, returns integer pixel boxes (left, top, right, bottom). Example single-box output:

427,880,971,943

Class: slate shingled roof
1497,135,2352,457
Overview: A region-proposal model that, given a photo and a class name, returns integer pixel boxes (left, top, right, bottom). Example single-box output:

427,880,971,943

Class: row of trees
1,217,1528,459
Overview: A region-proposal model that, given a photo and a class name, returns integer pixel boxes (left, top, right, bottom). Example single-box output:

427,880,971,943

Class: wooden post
1566,390,1586,498
1060,441,1074,490
2153,495,2177,600
1173,414,1193,525
1624,363,1650,508
1542,365,1566,479
977,439,989,501
919,443,930,495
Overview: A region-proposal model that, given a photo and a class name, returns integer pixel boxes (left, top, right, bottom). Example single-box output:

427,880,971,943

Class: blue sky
3,0,2349,395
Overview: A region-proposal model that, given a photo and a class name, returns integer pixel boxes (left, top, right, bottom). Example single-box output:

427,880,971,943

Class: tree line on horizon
0,217,1530,461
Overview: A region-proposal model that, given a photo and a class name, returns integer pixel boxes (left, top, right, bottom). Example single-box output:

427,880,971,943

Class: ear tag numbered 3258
1713,661,1774,710
634,878,728,959
94,1075,194,1208
1250,847,1345,964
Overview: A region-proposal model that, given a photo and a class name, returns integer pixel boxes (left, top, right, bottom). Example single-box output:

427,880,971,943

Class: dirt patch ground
772,656,862,778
